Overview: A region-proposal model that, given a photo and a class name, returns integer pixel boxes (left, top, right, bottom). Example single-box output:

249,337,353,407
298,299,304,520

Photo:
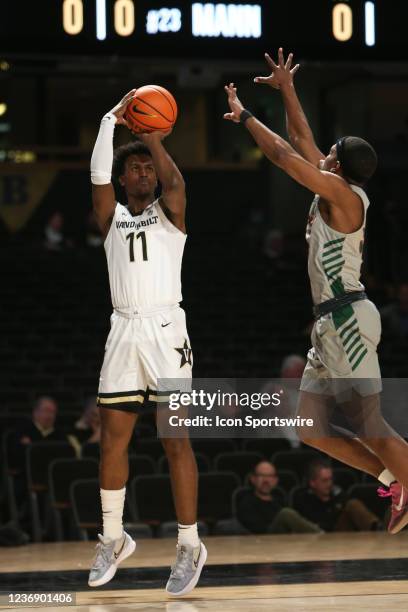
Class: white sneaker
88,531,136,587
166,541,207,597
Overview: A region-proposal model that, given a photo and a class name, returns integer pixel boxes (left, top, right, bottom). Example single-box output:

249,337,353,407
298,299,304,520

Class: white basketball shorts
97,304,193,413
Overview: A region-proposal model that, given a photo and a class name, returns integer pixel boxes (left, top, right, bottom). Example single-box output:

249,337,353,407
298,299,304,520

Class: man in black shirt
294,459,380,531
237,461,320,534
9,396,67,472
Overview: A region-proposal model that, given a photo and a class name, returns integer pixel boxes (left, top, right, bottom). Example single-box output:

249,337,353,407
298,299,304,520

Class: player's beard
131,183,155,200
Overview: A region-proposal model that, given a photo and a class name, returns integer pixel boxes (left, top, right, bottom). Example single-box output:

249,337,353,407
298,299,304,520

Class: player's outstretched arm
90,89,136,236
254,48,324,167
139,132,186,233
224,83,357,212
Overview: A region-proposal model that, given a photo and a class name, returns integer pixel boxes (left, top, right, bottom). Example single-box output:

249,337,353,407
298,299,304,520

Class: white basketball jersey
306,185,369,305
104,200,186,309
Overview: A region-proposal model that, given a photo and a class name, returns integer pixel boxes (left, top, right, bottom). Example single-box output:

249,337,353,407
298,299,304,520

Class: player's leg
144,306,207,596
88,407,138,587
298,390,408,534
347,391,408,533
159,430,206,597
100,407,137,489
160,435,198,526
297,390,388,479
342,391,408,484
89,314,141,586
298,309,398,489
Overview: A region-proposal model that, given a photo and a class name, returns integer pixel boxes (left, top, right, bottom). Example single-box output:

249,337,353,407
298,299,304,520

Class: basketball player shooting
224,49,408,534
89,89,206,595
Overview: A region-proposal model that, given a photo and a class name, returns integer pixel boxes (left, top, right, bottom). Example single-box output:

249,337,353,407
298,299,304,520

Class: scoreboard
0,1,407,61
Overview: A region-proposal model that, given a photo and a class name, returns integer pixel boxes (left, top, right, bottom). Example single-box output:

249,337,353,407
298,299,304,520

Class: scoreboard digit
63,0,136,39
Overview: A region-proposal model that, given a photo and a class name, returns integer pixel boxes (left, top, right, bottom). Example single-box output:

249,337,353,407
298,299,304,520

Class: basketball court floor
1,532,408,610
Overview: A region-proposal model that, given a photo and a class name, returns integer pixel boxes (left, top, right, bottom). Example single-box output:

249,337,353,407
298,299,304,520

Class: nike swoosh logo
193,548,201,569
161,322,171,327
114,538,126,560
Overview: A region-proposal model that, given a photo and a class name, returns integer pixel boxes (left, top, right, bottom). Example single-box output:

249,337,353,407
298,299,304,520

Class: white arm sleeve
90,112,116,185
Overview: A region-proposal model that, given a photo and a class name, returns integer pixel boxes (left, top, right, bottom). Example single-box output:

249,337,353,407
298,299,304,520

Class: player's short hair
336,136,378,184
307,458,332,481
112,140,152,181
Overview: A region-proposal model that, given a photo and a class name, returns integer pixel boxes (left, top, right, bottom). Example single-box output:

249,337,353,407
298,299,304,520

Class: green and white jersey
305,184,369,306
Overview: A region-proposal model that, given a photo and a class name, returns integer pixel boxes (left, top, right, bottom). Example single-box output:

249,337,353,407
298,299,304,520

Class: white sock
100,487,126,541
178,523,200,548
378,469,396,487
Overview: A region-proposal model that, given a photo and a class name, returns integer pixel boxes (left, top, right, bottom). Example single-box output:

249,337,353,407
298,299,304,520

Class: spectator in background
7,396,67,530
68,397,101,456
380,282,408,339
44,211,70,251
260,354,306,447
263,228,284,261
281,354,306,379
8,396,66,471
294,459,381,532
85,210,103,248
237,461,320,534
13,396,66,452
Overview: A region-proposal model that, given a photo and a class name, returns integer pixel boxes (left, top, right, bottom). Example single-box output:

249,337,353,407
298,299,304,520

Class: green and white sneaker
166,541,207,597
88,531,136,587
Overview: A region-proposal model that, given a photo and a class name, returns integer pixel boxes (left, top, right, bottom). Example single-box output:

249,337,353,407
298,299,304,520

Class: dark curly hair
112,140,152,182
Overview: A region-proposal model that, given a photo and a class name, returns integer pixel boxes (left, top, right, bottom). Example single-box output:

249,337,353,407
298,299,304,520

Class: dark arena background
1,1,408,610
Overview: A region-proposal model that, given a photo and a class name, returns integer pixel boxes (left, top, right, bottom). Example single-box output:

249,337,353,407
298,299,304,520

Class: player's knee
296,429,315,447
161,437,192,460
100,429,130,455
364,436,390,455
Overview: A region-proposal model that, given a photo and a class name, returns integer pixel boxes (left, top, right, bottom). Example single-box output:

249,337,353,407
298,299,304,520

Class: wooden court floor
1,532,408,610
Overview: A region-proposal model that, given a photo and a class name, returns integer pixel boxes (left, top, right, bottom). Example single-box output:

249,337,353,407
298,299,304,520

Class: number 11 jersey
104,200,186,310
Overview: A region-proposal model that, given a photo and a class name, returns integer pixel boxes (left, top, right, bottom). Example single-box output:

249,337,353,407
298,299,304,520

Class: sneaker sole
88,537,136,587
166,542,208,597
389,507,408,535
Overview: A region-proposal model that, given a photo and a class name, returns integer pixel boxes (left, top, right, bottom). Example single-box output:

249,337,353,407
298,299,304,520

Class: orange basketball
124,85,178,133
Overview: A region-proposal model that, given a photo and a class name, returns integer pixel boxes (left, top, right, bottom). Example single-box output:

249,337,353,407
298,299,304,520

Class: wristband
102,111,116,123
240,109,253,124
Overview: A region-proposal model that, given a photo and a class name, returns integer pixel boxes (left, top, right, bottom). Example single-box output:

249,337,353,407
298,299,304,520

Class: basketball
124,85,178,133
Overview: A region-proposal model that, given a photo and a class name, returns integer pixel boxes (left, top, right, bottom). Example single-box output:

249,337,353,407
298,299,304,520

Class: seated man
7,396,67,531
294,459,381,532
237,460,320,534
8,396,67,471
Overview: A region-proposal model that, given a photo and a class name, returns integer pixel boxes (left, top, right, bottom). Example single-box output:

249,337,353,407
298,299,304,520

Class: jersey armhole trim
103,202,119,245
157,197,187,237
316,190,367,238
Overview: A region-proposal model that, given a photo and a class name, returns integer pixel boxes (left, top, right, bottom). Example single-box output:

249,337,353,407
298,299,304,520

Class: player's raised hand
108,89,137,127
223,83,245,123
254,48,299,89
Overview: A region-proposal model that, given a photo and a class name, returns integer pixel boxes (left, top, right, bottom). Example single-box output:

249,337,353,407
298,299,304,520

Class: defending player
224,49,408,533
89,90,206,595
